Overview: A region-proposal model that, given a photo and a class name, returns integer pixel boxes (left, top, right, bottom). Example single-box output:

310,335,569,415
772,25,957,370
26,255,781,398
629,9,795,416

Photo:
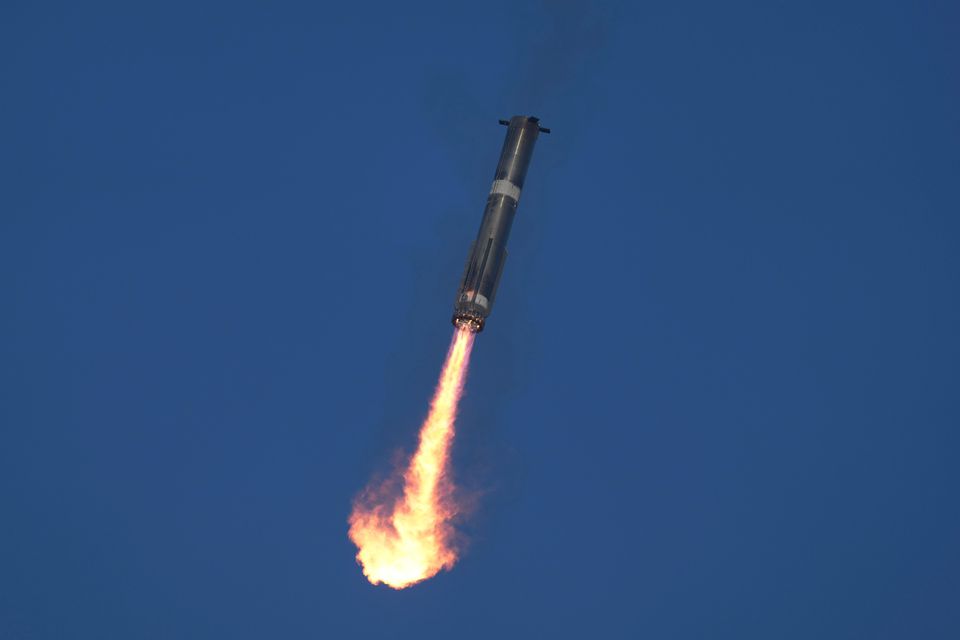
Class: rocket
452,115,548,332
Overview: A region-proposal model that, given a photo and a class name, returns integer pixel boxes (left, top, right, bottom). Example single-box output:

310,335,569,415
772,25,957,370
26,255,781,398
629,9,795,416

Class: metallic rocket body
452,115,547,332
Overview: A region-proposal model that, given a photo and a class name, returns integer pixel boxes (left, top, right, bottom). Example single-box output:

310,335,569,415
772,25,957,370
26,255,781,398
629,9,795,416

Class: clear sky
2,1,958,638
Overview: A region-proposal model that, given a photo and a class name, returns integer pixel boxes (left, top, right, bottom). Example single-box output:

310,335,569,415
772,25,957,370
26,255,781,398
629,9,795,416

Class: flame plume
349,327,476,589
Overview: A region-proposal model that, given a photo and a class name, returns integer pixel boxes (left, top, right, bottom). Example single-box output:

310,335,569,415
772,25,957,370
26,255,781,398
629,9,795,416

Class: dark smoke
507,0,611,119
423,0,616,181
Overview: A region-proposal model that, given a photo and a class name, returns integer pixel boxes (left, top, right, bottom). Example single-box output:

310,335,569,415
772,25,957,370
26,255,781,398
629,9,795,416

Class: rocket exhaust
348,327,476,589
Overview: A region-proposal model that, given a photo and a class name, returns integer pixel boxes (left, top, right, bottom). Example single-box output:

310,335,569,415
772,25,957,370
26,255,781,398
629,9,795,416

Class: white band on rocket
490,179,521,202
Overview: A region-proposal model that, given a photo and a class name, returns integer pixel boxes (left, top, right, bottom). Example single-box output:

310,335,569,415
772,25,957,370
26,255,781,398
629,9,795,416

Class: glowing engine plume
349,327,476,589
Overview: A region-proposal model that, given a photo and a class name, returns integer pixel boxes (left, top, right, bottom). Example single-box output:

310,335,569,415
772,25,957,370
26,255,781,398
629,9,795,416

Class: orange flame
348,327,476,589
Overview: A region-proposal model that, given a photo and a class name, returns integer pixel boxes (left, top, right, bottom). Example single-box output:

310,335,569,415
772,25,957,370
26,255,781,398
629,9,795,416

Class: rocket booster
452,115,548,332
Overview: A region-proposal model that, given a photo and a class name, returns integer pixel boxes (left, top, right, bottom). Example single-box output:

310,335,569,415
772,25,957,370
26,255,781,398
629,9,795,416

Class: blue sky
2,1,958,638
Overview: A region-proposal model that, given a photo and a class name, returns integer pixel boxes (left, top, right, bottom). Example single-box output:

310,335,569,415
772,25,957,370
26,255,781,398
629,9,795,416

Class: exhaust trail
349,327,476,589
